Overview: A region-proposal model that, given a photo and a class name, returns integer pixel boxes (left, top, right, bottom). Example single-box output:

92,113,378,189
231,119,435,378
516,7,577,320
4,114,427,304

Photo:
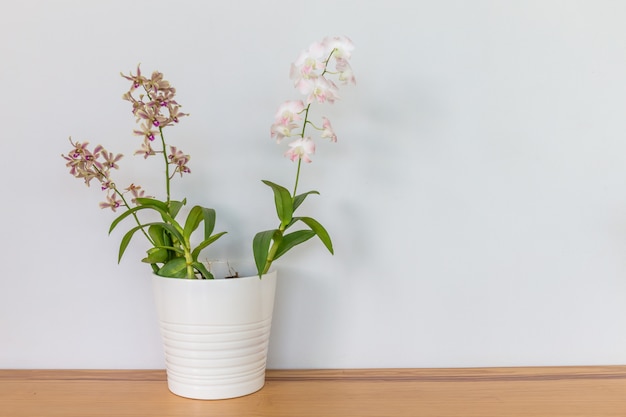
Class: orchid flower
125,184,149,204
99,191,122,212
270,100,305,143
320,117,338,142
322,36,355,61
168,146,191,177
285,137,315,163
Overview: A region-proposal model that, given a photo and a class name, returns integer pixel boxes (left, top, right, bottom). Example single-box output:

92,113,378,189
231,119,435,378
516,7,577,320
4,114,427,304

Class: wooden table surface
2,366,626,416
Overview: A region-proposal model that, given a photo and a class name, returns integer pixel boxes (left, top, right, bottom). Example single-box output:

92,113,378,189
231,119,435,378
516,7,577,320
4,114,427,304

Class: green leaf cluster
109,198,226,279
252,180,333,277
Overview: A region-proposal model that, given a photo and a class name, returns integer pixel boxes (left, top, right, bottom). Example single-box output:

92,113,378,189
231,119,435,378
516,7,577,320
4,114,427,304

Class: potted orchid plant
62,36,355,280
61,36,356,400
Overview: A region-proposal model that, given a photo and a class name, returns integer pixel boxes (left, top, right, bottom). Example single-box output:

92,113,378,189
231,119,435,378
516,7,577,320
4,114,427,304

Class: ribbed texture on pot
159,318,272,399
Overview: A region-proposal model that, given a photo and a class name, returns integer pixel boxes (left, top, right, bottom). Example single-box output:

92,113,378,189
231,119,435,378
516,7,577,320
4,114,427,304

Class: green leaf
142,247,169,264
141,246,185,264
192,261,214,279
183,205,204,242
274,230,316,260
109,203,175,235
156,257,188,278
201,207,216,239
117,224,146,263
117,222,185,263
296,217,334,255
262,180,293,228
135,197,169,212
155,222,185,244
169,199,186,219
182,206,217,247
148,225,166,247
253,229,279,277
190,231,228,259
109,206,144,234
293,190,319,211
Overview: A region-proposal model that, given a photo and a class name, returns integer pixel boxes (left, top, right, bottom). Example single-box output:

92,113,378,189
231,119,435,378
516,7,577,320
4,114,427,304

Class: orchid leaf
155,222,185,244
192,261,214,280
293,190,319,211
274,230,316,260
142,247,169,264
202,207,217,239
169,199,186,219
157,257,187,278
183,205,204,242
190,231,228,259
135,197,169,212
253,229,280,277
109,203,175,235
262,180,293,228
148,225,166,247
183,206,218,246
296,217,334,255
117,222,184,263
142,245,184,264
118,223,147,264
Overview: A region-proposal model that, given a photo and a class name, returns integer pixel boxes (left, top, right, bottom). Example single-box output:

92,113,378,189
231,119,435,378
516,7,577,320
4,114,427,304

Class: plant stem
114,188,154,246
262,222,285,275
91,163,154,246
144,87,171,207
299,104,311,137
158,126,171,206
292,158,302,199
292,103,311,199
184,248,194,278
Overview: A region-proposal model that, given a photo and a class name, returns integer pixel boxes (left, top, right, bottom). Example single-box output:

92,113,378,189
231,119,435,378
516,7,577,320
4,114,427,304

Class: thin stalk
144,87,171,207
113,188,155,246
299,104,311,137
158,126,171,206
292,159,302,199
92,162,155,246
292,103,311,198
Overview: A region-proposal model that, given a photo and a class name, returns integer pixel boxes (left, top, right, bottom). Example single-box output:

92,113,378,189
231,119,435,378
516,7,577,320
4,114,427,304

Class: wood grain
2,367,626,416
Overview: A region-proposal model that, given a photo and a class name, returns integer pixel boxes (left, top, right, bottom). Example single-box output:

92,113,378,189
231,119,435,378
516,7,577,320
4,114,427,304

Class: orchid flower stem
145,87,170,207
158,127,171,206
292,158,302,199
90,163,154,245
293,103,311,198
299,105,311,138
114,188,154,246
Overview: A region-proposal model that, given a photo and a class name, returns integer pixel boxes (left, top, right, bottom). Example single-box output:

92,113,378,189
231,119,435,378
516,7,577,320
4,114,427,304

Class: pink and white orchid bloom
322,36,355,61
270,100,305,143
273,100,305,124
290,41,326,85
271,122,297,143
298,76,340,104
320,117,338,142
335,59,356,85
285,137,315,163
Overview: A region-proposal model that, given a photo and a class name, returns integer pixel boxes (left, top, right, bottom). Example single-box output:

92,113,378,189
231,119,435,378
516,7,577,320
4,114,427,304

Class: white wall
2,0,626,369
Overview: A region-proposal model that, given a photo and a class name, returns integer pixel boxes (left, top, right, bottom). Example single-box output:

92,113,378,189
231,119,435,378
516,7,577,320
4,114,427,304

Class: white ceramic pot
152,268,277,400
